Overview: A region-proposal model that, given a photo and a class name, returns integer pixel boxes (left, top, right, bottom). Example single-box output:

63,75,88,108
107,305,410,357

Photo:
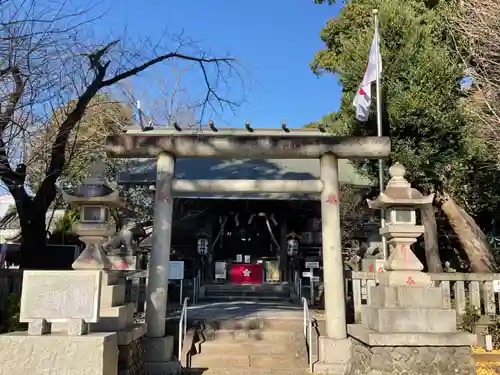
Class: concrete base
347,325,477,375
361,285,457,333
346,335,476,375
361,306,457,333
370,285,443,309
313,336,351,374
347,324,477,346
117,323,147,346
0,331,117,375
118,324,147,375
144,335,175,371
145,361,181,375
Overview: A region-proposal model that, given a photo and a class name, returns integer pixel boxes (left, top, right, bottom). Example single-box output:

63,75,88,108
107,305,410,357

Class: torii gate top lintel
105,127,391,160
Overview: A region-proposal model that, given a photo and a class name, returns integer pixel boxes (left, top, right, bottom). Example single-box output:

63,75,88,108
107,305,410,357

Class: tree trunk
19,217,48,269
435,189,496,272
421,203,443,272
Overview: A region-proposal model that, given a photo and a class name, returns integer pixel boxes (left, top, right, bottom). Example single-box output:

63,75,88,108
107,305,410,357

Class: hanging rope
212,215,228,250
264,214,281,251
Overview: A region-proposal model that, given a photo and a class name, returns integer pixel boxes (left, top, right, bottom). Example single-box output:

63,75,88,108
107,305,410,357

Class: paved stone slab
181,301,306,322
20,270,102,323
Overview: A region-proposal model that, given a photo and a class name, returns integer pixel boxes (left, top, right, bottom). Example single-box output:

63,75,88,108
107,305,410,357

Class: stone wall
119,337,146,375
346,338,476,375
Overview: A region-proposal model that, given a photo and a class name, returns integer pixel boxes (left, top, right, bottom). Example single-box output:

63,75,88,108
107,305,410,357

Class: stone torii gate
105,127,390,367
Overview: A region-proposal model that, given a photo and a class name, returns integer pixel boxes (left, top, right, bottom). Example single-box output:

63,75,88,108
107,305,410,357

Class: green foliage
52,210,79,234
457,301,481,333
457,301,500,348
0,294,26,333
303,112,348,134
312,0,500,219
27,93,133,193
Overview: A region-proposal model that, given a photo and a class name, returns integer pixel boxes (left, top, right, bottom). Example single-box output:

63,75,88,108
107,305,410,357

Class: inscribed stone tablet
20,270,101,323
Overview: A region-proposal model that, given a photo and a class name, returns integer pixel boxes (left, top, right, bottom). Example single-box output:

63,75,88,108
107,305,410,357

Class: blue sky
95,0,344,128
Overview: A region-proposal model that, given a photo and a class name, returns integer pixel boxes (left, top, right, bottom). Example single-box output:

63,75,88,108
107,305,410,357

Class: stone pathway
182,300,306,321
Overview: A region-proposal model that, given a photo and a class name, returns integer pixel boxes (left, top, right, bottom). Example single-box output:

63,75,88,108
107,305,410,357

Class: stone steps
201,295,289,302
201,284,294,303
205,284,291,290
205,290,291,297
202,317,305,331
189,353,306,369
182,315,307,372
203,284,293,297
202,328,297,343
195,339,297,355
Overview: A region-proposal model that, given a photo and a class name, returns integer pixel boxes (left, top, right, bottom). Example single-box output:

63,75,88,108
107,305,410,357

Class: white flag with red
353,28,382,122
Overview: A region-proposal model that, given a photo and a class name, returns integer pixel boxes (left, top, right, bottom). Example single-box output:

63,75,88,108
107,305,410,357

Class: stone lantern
62,161,124,270
344,162,476,375
366,162,434,286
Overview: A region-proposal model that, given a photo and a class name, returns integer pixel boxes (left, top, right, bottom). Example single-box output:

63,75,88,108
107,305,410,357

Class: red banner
231,264,262,284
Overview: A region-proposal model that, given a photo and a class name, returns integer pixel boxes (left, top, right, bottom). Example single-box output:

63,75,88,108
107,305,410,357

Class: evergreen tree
313,0,500,271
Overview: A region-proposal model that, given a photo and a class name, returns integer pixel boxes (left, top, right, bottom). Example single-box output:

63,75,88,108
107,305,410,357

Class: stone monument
0,245,118,373
345,163,476,375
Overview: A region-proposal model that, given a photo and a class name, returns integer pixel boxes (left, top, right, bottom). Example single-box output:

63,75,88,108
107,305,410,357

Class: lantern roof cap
367,162,434,209
62,161,124,208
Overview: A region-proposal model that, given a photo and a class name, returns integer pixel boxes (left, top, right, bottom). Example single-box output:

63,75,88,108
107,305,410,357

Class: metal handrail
192,271,198,303
302,297,313,373
294,270,302,301
178,297,189,361
292,271,295,298
191,269,202,303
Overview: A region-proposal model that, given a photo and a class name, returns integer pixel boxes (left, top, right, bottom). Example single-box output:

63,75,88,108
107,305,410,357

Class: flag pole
373,9,388,260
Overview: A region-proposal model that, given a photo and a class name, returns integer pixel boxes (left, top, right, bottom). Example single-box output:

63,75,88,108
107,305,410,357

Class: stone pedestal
143,336,180,375
93,271,149,375
107,253,139,270
7,270,120,375
0,332,118,375
346,283,476,375
314,337,352,374
347,334,475,375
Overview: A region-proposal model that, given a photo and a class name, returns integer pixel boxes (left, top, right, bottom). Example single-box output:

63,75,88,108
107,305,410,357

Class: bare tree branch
0,0,244,268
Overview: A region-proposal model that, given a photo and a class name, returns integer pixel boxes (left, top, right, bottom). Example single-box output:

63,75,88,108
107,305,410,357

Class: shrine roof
117,157,374,200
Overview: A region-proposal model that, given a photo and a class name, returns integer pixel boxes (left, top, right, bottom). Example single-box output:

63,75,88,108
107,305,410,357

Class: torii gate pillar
320,153,347,339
